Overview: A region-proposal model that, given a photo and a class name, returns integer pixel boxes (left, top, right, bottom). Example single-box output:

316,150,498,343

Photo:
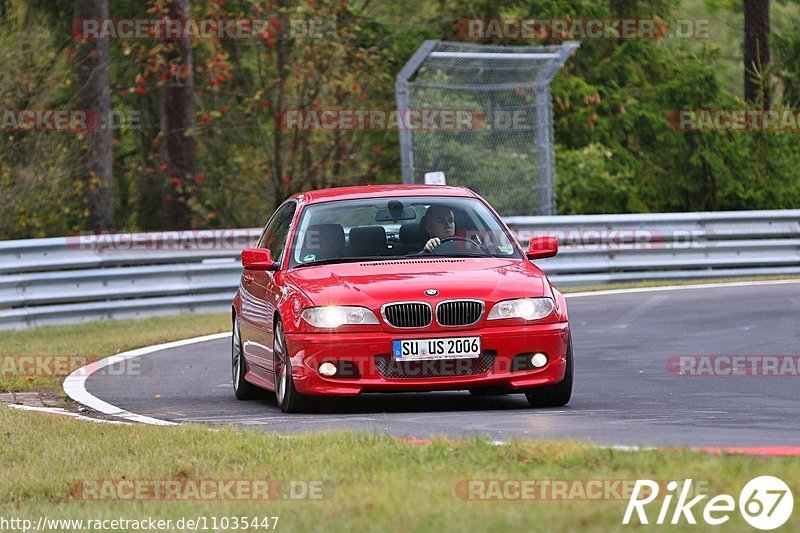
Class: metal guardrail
1,210,798,329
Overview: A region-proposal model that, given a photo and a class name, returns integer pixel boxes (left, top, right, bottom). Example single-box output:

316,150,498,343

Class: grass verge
1,406,799,532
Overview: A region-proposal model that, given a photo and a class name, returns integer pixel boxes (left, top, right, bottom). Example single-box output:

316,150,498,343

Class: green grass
1,406,798,532
0,313,229,392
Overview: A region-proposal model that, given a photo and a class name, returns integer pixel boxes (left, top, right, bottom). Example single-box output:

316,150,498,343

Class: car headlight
487,298,555,321
301,306,379,328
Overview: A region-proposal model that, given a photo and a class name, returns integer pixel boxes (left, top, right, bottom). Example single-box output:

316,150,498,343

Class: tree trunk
271,7,290,214
744,0,770,108
75,0,114,229
161,0,197,229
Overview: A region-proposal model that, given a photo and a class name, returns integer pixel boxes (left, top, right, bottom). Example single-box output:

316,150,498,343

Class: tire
273,319,310,413
524,332,573,408
232,314,263,400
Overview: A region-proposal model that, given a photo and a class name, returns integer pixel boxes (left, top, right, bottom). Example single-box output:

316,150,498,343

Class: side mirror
242,248,277,270
526,235,558,260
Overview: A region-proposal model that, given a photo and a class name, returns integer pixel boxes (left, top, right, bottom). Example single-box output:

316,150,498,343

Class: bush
555,144,642,214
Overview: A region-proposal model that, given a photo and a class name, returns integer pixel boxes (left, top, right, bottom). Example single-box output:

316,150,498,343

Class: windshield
288,196,521,268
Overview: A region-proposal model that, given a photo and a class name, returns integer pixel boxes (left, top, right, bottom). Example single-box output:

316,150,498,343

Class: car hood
286,257,547,307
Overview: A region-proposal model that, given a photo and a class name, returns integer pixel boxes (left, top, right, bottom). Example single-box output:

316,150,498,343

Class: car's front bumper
285,322,570,396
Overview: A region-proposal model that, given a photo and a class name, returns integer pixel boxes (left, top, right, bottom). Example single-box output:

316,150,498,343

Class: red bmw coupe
232,185,572,412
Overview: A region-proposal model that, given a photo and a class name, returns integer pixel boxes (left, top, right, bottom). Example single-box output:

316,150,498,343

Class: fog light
319,362,337,377
530,353,548,368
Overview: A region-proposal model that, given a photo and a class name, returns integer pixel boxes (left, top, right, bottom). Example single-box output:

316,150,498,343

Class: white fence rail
1,211,798,329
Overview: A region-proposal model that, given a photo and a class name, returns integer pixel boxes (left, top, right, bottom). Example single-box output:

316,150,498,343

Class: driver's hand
424,237,441,252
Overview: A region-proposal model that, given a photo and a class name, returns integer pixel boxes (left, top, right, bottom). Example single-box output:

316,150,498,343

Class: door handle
244,274,254,283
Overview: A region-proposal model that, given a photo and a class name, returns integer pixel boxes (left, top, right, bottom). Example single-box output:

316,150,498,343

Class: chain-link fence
396,40,579,216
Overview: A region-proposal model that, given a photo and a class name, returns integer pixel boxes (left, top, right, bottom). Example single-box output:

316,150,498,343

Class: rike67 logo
623,476,793,530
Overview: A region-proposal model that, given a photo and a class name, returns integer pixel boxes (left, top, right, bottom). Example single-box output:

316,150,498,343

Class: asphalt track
85,282,800,447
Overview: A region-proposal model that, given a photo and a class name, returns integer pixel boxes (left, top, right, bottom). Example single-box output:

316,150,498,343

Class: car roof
290,185,477,205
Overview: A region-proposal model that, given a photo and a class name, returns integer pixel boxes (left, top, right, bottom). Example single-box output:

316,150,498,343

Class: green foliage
556,144,641,214
773,17,800,107
552,28,800,212
2,0,800,239
0,13,84,238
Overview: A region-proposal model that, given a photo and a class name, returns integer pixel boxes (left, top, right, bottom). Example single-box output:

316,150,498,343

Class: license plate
392,337,481,361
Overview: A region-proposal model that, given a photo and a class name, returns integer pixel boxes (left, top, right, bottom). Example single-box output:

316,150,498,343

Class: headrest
399,221,426,243
303,224,345,258
348,225,387,255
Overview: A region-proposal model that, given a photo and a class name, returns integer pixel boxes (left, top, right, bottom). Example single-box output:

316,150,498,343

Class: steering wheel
422,235,484,253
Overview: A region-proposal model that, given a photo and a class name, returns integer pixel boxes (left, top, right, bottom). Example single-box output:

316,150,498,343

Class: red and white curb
697,446,800,457
6,404,130,424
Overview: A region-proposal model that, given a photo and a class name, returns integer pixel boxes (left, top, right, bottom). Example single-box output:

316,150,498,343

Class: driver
422,205,455,252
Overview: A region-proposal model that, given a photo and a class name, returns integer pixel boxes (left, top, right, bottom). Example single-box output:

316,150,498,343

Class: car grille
382,303,432,328
374,351,496,379
436,300,484,326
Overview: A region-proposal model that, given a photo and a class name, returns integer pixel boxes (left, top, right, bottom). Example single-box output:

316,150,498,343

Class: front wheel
524,333,573,408
232,315,263,400
273,319,310,413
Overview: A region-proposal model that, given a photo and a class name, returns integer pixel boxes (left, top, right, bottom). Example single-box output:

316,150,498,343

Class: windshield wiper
294,255,398,268
424,253,495,258
407,249,495,259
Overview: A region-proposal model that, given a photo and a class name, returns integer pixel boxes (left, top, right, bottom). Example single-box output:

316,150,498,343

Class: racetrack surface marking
63,332,229,425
